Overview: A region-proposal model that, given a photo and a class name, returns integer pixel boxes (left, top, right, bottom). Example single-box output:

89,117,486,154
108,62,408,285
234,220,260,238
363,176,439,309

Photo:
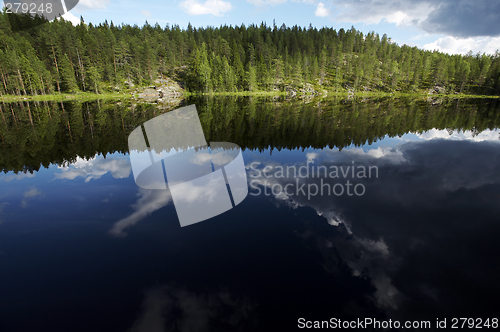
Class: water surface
1,96,499,331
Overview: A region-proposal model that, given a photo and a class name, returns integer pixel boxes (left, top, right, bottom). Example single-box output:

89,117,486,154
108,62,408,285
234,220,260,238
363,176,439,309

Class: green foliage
1,97,499,173
59,54,79,93
0,12,499,95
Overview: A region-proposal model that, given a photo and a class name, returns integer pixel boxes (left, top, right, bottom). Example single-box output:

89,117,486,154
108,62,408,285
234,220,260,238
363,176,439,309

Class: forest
0,11,499,96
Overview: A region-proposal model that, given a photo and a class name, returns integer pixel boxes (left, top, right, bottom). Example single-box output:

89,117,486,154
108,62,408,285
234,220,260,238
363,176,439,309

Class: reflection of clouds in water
400,140,500,192
21,187,42,208
320,145,407,165
55,156,131,182
109,173,229,236
345,146,406,163
251,139,500,313
306,152,319,163
130,285,254,332
250,139,500,227
248,146,403,229
298,226,401,310
23,187,41,198
190,150,234,166
417,128,500,142
315,210,344,227
109,189,172,237
0,172,36,182
171,176,226,205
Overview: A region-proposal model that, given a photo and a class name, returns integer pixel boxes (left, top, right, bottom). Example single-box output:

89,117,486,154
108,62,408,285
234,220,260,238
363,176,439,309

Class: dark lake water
0,96,499,331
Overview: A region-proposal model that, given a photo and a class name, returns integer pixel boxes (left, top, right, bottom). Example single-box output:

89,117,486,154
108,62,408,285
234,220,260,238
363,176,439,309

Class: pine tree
0,11,498,96
58,54,79,92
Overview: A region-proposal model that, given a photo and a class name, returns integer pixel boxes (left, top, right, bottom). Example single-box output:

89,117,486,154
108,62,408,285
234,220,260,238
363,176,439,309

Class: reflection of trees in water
0,100,172,173
197,96,500,151
1,97,499,173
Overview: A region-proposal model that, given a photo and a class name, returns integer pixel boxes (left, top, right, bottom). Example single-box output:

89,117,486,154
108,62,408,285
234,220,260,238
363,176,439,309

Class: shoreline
0,92,129,103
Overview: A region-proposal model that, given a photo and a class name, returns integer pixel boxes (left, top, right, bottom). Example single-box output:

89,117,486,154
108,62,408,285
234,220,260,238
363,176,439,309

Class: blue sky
23,0,500,55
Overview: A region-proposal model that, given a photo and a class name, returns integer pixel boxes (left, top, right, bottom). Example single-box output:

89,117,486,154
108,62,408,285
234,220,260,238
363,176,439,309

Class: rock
137,88,159,102
124,79,134,88
137,77,184,103
302,94,315,103
285,85,297,97
428,85,446,95
300,83,318,95
434,85,445,94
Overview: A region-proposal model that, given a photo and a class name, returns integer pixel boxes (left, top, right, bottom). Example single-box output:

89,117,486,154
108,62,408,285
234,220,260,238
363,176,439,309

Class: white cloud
314,2,329,17
168,175,226,204
299,224,401,309
423,36,500,55
76,0,110,9
357,238,390,257
333,0,435,26
56,156,131,182
306,152,319,163
316,210,345,227
247,0,287,6
21,187,42,208
0,172,35,182
109,189,172,237
24,188,41,198
326,0,500,38
246,0,499,49
345,146,406,164
179,0,233,16
60,11,80,25
141,10,152,17
190,150,234,166
417,129,500,142
77,0,109,9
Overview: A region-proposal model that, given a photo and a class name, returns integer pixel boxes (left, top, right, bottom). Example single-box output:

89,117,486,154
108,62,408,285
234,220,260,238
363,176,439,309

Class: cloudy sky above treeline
53,0,500,55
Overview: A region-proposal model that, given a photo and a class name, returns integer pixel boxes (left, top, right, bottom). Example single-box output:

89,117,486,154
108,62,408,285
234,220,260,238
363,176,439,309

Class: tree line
0,12,499,96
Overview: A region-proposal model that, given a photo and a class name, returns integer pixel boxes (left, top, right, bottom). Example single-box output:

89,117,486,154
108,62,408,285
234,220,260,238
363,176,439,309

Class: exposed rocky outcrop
284,83,320,99
136,77,184,104
285,85,297,98
428,85,446,95
300,83,319,96
137,88,159,102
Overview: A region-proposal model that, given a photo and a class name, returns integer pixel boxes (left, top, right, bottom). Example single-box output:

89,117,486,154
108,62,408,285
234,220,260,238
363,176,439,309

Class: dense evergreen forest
0,12,499,96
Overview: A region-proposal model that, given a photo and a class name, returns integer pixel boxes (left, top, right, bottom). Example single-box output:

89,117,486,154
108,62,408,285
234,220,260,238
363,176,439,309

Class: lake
1,96,499,331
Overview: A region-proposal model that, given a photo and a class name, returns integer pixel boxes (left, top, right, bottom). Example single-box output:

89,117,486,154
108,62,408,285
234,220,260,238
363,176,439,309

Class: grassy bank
326,91,499,99
0,92,130,103
184,90,286,97
186,90,498,99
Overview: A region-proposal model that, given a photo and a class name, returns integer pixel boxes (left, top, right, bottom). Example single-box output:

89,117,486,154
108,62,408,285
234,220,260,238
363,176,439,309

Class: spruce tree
58,54,79,93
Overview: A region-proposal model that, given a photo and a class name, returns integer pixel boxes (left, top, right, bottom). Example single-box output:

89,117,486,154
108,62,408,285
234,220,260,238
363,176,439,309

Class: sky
13,0,500,55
